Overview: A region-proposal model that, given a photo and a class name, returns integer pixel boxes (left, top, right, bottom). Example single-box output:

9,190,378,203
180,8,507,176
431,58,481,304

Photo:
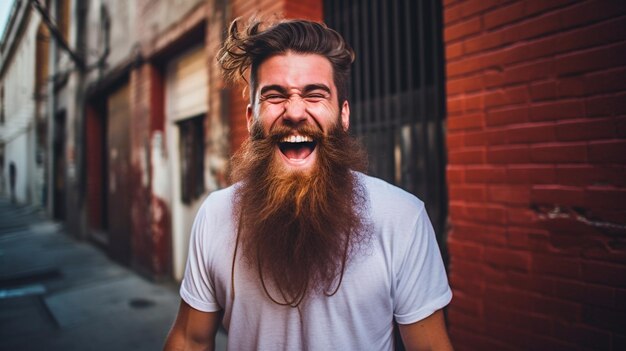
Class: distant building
0,0,49,206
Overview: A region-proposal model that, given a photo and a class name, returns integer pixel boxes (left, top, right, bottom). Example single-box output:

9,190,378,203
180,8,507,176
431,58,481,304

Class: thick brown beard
230,120,369,307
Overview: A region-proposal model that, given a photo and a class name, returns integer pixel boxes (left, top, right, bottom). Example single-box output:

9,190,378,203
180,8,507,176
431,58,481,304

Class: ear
246,104,253,133
340,100,350,131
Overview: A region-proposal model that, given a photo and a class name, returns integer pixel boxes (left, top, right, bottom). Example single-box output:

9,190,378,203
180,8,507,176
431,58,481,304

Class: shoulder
356,172,426,220
195,185,238,220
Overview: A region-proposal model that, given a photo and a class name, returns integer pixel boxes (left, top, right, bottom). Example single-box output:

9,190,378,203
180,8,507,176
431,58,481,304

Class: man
164,18,453,350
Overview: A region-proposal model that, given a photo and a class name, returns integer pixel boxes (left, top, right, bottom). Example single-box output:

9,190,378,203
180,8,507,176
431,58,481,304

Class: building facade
3,0,623,349
0,1,48,207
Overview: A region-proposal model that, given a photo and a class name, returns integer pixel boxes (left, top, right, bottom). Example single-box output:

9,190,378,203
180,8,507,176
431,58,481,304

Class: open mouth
278,135,318,161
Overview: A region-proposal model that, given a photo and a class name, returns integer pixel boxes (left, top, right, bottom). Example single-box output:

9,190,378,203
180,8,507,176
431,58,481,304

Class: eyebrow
259,84,332,96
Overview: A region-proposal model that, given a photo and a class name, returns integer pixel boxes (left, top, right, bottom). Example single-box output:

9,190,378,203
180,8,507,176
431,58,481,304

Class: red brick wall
444,0,626,349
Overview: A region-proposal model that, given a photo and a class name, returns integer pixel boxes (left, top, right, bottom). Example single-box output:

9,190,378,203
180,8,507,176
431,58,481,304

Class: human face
246,52,350,173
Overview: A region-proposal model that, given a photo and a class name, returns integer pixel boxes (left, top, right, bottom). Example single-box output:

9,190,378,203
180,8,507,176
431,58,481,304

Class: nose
282,95,308,125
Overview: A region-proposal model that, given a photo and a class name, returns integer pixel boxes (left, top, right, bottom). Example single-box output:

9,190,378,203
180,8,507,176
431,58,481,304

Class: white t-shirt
181,173,452,350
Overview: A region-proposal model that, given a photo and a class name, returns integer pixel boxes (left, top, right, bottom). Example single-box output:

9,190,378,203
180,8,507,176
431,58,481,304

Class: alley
0,197,227,350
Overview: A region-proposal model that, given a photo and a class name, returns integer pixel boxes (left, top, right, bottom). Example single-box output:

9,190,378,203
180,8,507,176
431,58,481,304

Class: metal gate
324,0,448,255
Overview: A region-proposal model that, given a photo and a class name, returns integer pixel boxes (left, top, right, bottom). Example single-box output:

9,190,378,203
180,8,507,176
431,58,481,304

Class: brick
450,291,483,317
460,0,500,18
449,148,486,164
447,322,486,346
484,286,534,311
453,75,484,94
485,85,529,108
554,280,615,308
583,241,626,264
506,165,556,184
531,185,585,207
486,323,576,351
585,95,615,117
502,36,557,66
617,289,626,310
506,122,557,144
532,253,581,279
487,145,531,164
446,132,464,150
555,16,626,55
448,112,485,131
448,237,484,262
555,118,616,141
484,1,526,30
506,207,539,226
446,166,465,183
486,106,529,126
445,17,482,42
485,129,509,145
445,42,463,60
452,222,508,246
502,59,555,86
617,116,626,138
560,0,626,30
483,69,503,88
557,42,626,76
448,184,487,201
582,261,626,287
532,295,583,321
556,165,625,187
488,185,531,205
507,270,555,295
503,10,562,44
465,166,507,183
530,80,557,101
585,67,626,95
530,142,588,163
588,140,626,163
463,31,505,55
464,130,489,146
556,76,586,98
553,321,612,350
465,203,507,224
464,93,484,112
524,0,577,16
484,247,531,271
483,302,552,333
529,100,585,121
583,305,626,333
447,50,504,77
447,96,464,114
444,3,463,25
585,186,626,210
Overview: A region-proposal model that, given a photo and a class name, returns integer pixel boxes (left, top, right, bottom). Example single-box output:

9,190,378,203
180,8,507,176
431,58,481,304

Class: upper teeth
282,135,313,143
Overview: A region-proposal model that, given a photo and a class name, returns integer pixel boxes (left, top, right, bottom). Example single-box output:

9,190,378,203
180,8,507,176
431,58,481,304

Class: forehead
256,52,336,92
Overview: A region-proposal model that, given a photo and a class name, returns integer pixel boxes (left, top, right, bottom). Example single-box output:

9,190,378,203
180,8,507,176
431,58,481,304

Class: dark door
106,83,132,264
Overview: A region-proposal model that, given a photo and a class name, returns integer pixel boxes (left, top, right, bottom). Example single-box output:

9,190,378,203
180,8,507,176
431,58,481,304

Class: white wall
0,10,44,205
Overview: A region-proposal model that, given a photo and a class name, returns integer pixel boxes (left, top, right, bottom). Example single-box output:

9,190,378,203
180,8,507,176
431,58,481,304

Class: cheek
308,103,339,128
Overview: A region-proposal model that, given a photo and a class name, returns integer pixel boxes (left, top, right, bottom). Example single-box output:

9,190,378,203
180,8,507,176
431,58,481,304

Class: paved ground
0,197,227,350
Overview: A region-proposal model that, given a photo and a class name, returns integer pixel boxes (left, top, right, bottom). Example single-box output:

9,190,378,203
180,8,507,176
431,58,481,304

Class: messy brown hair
217,17,355,105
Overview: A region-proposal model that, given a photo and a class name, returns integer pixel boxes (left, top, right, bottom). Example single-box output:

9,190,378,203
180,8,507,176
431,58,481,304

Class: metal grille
324,0,448,254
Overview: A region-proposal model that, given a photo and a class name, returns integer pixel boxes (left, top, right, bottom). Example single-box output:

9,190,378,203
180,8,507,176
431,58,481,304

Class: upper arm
163,300,222,351
398,309,453,351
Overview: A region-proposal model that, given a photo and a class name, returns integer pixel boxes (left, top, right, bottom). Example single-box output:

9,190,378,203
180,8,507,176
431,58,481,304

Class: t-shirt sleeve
179,200,222,312
393,206,452,325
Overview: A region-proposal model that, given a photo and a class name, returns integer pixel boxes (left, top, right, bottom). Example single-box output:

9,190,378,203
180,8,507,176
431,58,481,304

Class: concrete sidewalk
0,197,227,350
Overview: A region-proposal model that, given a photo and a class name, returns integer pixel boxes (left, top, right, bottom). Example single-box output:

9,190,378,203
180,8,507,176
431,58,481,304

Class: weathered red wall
443,0,626,349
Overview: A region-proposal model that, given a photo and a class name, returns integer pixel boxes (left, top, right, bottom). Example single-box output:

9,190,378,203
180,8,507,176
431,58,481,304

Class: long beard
230,120,369,307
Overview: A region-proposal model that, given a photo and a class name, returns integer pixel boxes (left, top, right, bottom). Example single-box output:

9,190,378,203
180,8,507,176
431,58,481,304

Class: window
178,115,205,204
